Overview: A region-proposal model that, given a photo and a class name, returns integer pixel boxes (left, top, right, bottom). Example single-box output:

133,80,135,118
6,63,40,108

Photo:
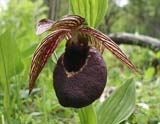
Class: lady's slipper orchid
29,15,139,108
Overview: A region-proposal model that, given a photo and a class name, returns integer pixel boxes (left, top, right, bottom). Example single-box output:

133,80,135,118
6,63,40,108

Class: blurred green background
0,0,160,124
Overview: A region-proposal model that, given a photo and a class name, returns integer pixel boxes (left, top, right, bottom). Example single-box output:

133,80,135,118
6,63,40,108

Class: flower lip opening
63,41,90,73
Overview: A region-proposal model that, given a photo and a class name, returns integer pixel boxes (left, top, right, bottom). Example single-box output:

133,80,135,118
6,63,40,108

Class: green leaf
0,30,23,117
97,79,136,124
70,0,108,27
22,43,38,58
78,104,97,124
95,0,108,27
0,30,23,80
144,67,155,80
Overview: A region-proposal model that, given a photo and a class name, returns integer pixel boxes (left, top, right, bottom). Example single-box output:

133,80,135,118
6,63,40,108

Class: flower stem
78,104,97,124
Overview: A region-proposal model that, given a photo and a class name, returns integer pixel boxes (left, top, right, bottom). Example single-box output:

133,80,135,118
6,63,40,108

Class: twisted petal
52,15,85,29
79,26,140,73
29,29,70,94
36,15,85,35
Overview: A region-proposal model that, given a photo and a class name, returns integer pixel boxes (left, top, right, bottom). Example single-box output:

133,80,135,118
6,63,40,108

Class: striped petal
36,15,85,35
79,26,140,73
52,15,85,30
29,29,70,94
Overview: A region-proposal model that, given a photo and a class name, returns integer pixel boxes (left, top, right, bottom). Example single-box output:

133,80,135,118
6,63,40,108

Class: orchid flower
29,15,139,108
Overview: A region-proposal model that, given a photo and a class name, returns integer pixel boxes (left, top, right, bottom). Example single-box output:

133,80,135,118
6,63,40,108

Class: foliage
103,0,160,38
70,0,108,27
97,79,135,124
0,0,50,123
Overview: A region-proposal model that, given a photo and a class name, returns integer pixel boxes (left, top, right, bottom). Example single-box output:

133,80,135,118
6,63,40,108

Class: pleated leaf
70,0,108,27
97,79,136,124
95,0,108,27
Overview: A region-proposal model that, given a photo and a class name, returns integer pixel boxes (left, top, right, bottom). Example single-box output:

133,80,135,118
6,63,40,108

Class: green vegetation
0,0,160,124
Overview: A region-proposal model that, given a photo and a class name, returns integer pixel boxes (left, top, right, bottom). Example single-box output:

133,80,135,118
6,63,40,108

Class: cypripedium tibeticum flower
29,15,139,108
